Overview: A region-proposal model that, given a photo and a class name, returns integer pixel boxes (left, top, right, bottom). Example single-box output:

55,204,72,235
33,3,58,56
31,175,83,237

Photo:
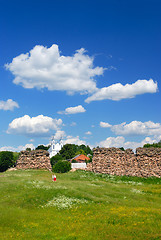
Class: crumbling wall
87,147,161,178
136,148,161,177
16,150,52,171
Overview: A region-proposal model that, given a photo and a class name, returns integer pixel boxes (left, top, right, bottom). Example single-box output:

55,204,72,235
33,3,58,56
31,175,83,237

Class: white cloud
85,131,92,135
123,137,157,150
64,136,86,145
99,136,160,151
54,130,66,140
58,105,86,114
99,136,125,148
0,143,35,152
5,44,104,94
7,115,63,137
5,44,158,103
100,120,161,136
85,79,158,103
113,121,161,136
100,121,111,128
0,99,19,111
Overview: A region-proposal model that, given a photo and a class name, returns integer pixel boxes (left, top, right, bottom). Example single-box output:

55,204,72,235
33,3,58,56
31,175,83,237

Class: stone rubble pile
86,147,161,178
16,150,52,171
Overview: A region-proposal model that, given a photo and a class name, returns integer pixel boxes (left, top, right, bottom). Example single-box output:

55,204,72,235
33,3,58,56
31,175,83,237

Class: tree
143,141,161,148
59,144,77,159
35,145,50,151
52,160,71,173
26,148,31,151
119,147,125,151
78,144,93,156
13,152,20,166
55,143,93,160
0,151,14,172
75,149,86,156
50,154,63,167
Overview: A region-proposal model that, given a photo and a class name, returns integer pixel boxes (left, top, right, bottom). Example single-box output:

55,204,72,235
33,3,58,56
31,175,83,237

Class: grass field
0,169,161,240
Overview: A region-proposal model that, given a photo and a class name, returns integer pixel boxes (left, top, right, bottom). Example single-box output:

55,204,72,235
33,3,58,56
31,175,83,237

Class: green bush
50,154,63,167
13,152,20,166
0,151,14,172
52,160,71,173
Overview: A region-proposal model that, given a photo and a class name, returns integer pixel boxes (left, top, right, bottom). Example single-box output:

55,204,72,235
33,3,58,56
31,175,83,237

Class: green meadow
0,169,160,240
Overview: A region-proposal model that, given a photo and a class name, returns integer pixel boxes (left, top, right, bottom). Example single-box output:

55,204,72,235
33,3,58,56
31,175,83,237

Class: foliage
71,159,77,163
79,144,93,156
0,151,14,172
52,160,71,173
13,152,20,166
119,147,125,151
143,140,161,148
26,148,31,151
35,145,50,151
50,154,63,167
75,149,86,156
59,144,77,159
59,143,93,160
88,155,92,163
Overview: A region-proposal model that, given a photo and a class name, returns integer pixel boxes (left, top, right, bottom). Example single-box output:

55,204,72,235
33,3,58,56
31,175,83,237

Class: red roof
73,154,90,162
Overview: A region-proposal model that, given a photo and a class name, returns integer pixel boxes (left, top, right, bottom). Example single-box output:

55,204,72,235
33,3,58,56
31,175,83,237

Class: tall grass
0,169,160,239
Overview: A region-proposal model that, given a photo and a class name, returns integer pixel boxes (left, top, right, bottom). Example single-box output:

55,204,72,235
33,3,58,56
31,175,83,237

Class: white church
48,135,87,169
48,137,63,158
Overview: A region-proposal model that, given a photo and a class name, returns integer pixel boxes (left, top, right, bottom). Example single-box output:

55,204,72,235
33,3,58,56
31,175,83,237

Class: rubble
86,147,161,178
16,150,52,171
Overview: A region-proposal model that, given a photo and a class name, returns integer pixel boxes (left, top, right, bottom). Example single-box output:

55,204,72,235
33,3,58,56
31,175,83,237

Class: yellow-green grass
0,169,160,240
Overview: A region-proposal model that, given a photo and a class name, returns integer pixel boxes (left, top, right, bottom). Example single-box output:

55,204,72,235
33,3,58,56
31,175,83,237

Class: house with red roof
72,154,90,163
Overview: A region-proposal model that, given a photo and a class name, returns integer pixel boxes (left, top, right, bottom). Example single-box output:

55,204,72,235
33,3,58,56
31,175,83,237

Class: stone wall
87,147,161,178
16,150,52,171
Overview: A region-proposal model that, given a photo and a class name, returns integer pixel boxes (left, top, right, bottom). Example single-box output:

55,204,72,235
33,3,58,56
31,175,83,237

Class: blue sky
0,0,161,151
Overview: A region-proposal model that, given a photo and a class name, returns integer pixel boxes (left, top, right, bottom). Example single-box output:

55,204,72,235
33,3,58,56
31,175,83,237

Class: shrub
0,151,14,172
13,152,20,166
52,160,71,173
50,154,63,167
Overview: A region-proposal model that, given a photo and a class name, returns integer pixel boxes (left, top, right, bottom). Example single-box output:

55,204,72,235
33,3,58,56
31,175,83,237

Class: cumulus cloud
99,136,125,148
58,105,86,115
0,143,35,152
64,135,86,145
85,79,158,103
99,136,160,150
100,120,161,136
100,121,111,128
54,130,66,140
5,44,104,94
0,99,19,111
7,115,63,137
5,44,158,103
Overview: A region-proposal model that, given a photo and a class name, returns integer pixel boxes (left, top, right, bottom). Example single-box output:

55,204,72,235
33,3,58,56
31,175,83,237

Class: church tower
48,136,63,158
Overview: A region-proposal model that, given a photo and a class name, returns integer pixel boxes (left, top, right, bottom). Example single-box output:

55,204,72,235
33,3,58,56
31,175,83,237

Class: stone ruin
87,147,161,178
16,150,52,171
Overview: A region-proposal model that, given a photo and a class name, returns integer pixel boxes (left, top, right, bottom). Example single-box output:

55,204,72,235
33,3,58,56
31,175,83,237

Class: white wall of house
71,163,87,169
